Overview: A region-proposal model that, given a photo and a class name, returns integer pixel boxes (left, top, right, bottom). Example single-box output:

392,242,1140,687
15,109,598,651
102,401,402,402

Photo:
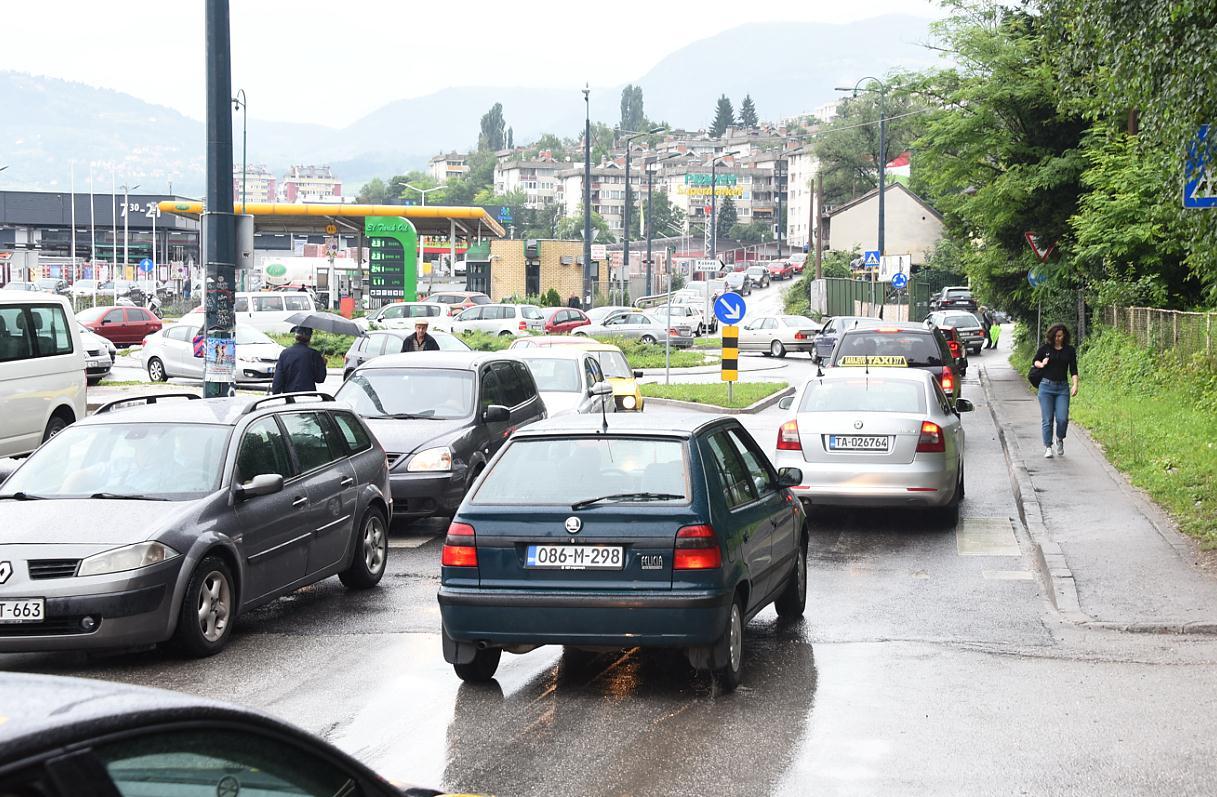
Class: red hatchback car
77,305,162,347
766,260,794,280
541,306,591,334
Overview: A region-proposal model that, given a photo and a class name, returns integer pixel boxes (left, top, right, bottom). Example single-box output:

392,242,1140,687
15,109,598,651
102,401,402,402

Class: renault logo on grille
564,516,582,534
0,561,11,585
853,420,864,430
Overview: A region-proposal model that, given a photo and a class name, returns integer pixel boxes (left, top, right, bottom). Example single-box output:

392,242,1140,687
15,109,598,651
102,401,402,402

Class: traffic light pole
203,0,237,398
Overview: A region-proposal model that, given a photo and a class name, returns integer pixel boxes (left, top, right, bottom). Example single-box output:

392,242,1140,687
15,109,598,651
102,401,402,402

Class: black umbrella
284,311,362,337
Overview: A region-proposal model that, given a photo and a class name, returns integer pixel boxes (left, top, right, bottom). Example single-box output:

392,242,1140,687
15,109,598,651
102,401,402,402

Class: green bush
542,288,562,307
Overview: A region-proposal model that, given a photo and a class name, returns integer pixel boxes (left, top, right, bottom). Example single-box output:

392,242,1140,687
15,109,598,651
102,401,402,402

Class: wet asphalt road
5,293,1217,794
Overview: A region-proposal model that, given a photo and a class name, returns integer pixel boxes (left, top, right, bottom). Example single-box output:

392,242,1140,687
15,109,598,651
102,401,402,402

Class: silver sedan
738,315,820,358
772,368,973,521
575,310,695,348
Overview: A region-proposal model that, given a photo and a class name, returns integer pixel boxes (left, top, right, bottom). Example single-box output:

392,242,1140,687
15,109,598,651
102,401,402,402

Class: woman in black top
1033,323,1080,458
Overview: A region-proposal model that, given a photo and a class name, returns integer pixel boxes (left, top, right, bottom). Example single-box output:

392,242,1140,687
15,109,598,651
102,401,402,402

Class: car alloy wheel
42,416,69,442
147,357,167,382
714,600,744,691
362,513,387,575
197,568,232,643
770,339,786,357
340,509,389,589
640,335,657,345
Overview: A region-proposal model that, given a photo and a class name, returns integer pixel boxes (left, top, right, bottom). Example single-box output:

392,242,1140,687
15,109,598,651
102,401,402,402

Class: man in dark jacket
271,326,327,394
401,319,440,352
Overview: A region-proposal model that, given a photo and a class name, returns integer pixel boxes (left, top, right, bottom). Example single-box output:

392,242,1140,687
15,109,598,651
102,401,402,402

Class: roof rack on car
241,392,335,416
94,393,201,415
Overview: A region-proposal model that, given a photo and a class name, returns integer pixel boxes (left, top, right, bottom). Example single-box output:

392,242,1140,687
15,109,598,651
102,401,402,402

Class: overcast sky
3,1,941,127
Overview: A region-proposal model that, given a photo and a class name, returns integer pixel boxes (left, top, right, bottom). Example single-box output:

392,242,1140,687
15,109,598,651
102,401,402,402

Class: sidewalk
982,342,1217,630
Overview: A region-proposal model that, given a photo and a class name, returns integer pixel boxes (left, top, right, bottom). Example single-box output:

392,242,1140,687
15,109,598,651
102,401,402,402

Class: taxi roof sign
838,355,909,368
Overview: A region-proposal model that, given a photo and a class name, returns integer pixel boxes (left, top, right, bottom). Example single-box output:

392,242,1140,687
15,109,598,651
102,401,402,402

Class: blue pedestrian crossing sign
713,292,747,324
863,250,881,268
138,258,154,273
1184,125,1215,209
891,272,908,290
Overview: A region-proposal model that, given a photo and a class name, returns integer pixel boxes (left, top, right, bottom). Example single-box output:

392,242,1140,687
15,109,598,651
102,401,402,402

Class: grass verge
1013,325,1217,547
640,381,787,409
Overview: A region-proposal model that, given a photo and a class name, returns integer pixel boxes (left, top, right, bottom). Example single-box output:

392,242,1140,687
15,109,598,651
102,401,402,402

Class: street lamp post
622,126,662,304
120,182,140,292
402,182,444,282
709,151,740,261
775,160,786,260
232,89,247,211
582,85,592,308
644,152,682,296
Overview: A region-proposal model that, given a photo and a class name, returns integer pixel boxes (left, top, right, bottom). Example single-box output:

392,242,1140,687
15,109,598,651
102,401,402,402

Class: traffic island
641,382,793,414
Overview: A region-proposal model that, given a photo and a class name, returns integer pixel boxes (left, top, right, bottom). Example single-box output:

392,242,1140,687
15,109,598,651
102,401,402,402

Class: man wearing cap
402,318,441,352
271,325,328,394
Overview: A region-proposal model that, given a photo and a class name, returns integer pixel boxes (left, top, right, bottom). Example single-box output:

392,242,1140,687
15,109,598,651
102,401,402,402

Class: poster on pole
204,337,236,382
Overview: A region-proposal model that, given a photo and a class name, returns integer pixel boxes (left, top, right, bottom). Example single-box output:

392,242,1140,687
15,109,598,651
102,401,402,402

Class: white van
0,291,87,458
181,291,317,334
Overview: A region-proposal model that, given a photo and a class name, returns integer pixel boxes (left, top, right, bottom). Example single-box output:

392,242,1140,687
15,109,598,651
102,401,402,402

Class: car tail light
777,419,802,451
794,331,808,340
916,421,945,453
940,365,955,395
674,524,722,570
947,339,962,358
441,522,478,567
519,320,527,331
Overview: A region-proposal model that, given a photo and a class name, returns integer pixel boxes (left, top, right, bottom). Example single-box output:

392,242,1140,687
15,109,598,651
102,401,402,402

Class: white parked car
77,323,116,385
506,348,616,416
451,303,545,337
140,322,284,384
360,301,452,333
181,291,317,334
0,291,87,458
654,303,710,335
738,315,821,358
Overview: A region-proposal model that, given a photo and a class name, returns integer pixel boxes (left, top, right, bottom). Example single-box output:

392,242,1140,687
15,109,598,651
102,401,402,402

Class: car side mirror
237,473,284,500
632,370,643,379
777,396,794,410
776,467,803,488
954,398,975,413
588,382,613,398
482,404,511,423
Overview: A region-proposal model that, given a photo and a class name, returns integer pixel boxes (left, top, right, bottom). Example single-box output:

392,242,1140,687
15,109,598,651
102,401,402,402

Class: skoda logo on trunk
853,420,864,430
0,561,11,585
564,516,582,535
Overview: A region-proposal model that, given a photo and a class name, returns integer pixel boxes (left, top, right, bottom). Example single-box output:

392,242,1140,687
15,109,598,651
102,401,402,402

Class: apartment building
429,152,470,183
493,152,562,209
555,161,646,236
786,147,819,250
232,164,276,204
281,165,341,203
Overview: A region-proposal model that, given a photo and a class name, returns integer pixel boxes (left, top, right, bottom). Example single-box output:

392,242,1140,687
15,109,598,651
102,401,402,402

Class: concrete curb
644,385,795,416
979,367,1087,621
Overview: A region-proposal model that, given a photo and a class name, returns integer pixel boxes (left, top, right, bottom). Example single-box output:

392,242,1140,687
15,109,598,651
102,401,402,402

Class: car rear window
798,378,927,414
470,294,491,305
519,358,581,392
521,306,544,320
943,314,980,328
473,437,688,505
834,331,945,367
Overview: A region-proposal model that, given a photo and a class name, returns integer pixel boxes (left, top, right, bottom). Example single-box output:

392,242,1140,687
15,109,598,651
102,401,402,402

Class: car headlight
622,395,637,410
406,446,453,472
78,541,180,577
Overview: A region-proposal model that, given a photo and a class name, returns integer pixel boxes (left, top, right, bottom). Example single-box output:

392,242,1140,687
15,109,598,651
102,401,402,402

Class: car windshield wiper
571,492,684,510
89,492,172,501
363,411,437,420
0,492,47,501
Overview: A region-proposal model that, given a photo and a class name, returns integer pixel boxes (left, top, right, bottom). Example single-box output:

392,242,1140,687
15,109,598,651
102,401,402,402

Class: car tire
770,340,786,358
339,508,388,590
87,376,103,386
774,537,807,618
498,330,513,337
970,346,982,355
172,555,236,657
343,369,354,382
713,597,745,692
42,414,69,442
147,357,167,382
640,335,657,345
454,647,502,682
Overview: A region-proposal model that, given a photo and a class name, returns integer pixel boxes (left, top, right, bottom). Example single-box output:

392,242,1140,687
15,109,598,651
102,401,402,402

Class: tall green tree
629,189,686,239
711,95,735,137
739,95,758,128
715,196,738,238
478,103,507,151
507,127,514,149
556,208,616,243
356,177,390,204
522,204,563,240
620,84,646,133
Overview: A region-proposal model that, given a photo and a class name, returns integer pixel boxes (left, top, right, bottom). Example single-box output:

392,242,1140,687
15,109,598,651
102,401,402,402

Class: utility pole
622,127,662,303
814,173,824,280
233,89,247,211
775,159,785,260
203,0,238,398
582,85,592,308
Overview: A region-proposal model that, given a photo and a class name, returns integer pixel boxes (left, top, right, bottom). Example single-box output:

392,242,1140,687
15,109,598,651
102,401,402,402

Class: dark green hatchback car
437,413,808,690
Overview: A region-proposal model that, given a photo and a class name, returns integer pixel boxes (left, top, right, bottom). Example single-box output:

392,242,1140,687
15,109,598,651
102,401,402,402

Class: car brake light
674,524,722,570
916,421,946,453
876,327,903,333
794,331,808,340
777,419,802,451
940,365,955,395
947,339,962,358
441,521,478,567
669,328,679,337
519,320,527,331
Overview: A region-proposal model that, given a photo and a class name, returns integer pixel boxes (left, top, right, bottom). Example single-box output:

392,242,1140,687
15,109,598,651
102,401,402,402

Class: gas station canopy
157,201,507,239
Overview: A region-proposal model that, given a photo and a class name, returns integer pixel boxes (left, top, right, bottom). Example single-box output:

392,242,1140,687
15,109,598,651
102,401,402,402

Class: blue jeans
1038,379,1071,447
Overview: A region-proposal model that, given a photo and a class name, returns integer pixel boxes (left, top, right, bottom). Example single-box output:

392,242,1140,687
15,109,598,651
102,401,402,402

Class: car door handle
292,496,308,507
339,477,355,487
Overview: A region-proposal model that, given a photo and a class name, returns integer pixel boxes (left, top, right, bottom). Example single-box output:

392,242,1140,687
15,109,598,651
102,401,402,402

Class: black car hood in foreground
362,417,472,457
0,499,199,545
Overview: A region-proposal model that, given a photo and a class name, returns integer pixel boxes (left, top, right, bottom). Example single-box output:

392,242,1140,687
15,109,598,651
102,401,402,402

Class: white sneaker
1055,439,1065,457
1043,447,1054,459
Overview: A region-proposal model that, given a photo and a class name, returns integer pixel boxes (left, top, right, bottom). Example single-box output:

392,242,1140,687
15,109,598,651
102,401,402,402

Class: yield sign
1024,231,1055,263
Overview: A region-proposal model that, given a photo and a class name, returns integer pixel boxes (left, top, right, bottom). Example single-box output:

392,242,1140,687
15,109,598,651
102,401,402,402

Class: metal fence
1099,305,1216,358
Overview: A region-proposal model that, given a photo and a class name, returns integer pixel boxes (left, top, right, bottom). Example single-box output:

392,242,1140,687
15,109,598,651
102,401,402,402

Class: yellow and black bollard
721,324,739,403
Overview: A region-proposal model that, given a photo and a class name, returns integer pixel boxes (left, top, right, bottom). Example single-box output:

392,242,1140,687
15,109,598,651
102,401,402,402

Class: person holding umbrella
271,325,328,394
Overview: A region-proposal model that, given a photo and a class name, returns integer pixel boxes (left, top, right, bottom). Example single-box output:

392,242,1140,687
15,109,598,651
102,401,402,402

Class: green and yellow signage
365,217,418,302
